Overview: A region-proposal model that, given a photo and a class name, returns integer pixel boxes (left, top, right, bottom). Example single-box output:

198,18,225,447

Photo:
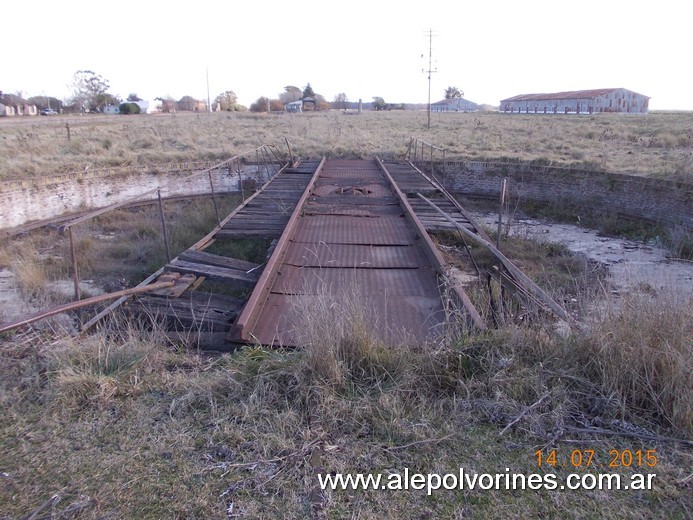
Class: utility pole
423,29,437,129
206,66,211,113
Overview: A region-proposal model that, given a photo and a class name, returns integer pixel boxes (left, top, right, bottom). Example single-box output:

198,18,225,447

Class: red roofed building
500,88,649,114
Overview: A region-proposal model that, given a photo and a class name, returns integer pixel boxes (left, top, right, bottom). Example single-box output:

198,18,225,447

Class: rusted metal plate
292,215,416,245
283,243,429,268
249,292,446,347
312,182,392,198
272,265,441,296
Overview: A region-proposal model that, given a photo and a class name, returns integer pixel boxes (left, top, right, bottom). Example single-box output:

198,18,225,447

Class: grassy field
0,110,691,181
0,110,691,518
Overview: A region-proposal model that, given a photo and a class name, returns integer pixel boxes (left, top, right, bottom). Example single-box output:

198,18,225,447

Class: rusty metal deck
125,158,488,350
231,159,452,347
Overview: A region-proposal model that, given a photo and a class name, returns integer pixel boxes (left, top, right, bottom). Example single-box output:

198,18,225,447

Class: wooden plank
214,229,285,239
130,291,244,332
149,273,198,297
166,259,260,286
178,250,260,272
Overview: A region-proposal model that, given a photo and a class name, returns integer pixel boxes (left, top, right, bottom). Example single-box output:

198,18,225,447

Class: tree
269,99,284,111
372,97,387,111
314,94,330,111
303,83,315,99
177,95,197,111
445,86,464,99
28,95,63,111
155,96,176,113
119,102,141,115
214,90,239,111
334,92,348,110
70,70,112,112
249,96,270,112
279,86,302,104
127,93,142,102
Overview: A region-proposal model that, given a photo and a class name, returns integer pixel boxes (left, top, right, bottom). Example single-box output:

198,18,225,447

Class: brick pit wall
426,161,692,228
2,160,690,232
0,164,265,230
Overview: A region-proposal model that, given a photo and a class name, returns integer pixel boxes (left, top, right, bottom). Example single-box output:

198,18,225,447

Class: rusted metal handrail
59,146,285,233
416,193,579,330
406,137,447,185
0,280,175,334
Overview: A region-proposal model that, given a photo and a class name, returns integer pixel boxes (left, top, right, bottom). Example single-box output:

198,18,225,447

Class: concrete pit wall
432,161,692,228
0,164,268,230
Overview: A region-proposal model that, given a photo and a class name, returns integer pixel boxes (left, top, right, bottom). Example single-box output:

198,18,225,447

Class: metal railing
405,137,447,186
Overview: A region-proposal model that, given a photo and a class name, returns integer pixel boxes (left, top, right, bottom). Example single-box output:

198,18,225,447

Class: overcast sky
3,0,690,110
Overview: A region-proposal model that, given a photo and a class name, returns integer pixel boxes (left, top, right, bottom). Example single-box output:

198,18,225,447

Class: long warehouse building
500,88,649,114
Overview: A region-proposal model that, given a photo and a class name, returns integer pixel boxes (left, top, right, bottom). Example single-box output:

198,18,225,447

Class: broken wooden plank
417,193,579,329
178,250,260,272
166,259,260,287
149,273,198,298
130,291,244,332
0,280,176,334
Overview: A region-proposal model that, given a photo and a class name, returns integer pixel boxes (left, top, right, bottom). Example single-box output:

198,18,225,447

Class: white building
500,88,649,114
431,97,479,112
284,100,303,113
102,100,150,115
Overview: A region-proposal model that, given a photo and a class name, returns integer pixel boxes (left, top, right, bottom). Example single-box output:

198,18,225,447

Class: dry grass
1,111,692,181
1,290,691,518
293,283,408,393
576,290,692,434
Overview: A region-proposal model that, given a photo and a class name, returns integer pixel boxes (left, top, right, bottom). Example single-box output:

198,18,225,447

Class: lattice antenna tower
422,29,438,129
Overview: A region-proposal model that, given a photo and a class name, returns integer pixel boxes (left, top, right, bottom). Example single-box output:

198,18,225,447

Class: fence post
237,158,245,203
157,189,172,262
68,227,81,302
496,178,507,250
208,170,221,226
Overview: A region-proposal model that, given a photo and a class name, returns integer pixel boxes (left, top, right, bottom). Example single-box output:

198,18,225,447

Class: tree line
3,69,466,114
